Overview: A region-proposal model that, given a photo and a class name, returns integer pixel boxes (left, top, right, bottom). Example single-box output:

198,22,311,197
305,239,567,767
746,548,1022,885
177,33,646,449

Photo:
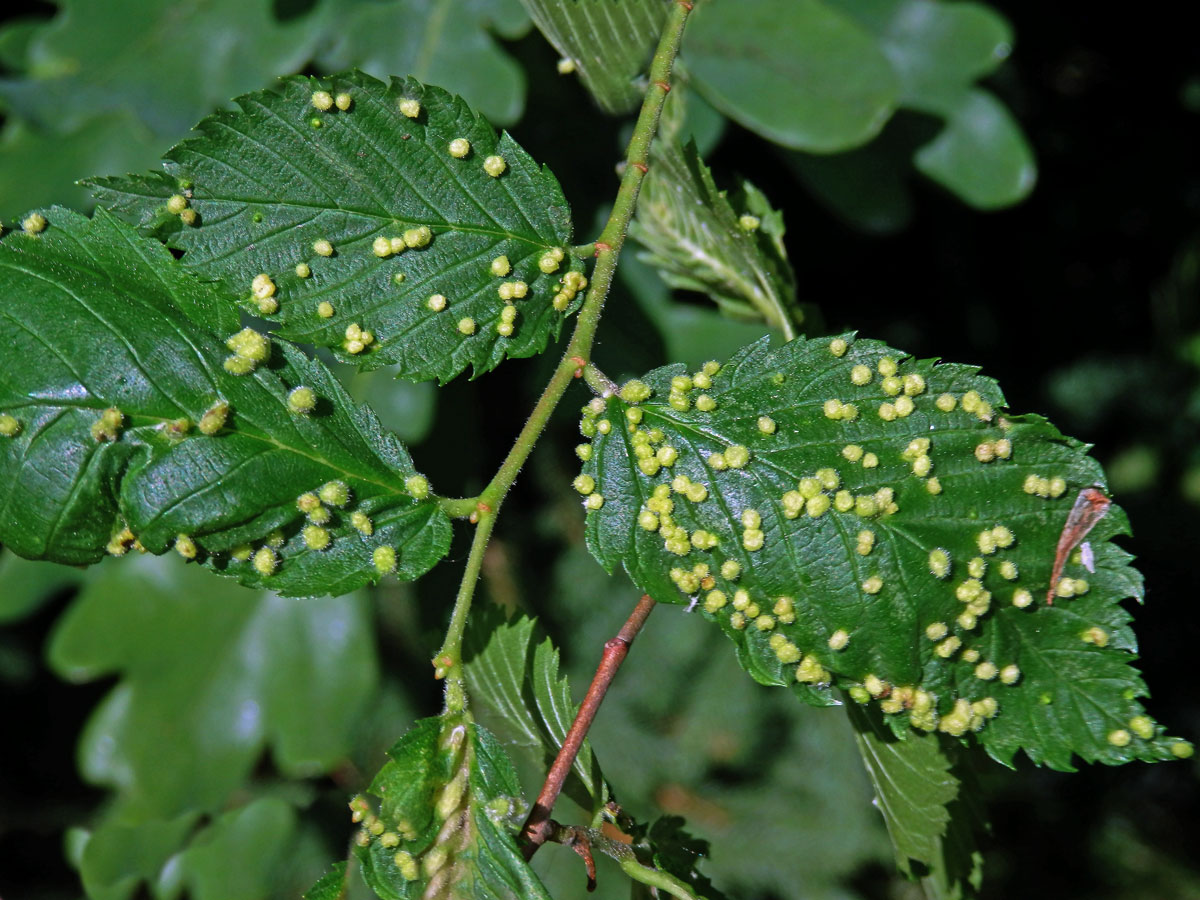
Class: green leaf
630,139,800,337
76,812,200,900
48,554,378,820
838,0,1035,208
88,71,586,384
355,715,551,900
520,0,668,114
578,333,1191,769
317,0,530,126
847,701,984,898
175,798,300,900
463,609,609,813
0,0,329,139
685,0,899,153
0,550,84,624
0,208,450,596
305,862,350,900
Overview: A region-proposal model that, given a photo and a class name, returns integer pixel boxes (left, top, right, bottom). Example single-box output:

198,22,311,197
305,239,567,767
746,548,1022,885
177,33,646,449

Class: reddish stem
520,594,657,857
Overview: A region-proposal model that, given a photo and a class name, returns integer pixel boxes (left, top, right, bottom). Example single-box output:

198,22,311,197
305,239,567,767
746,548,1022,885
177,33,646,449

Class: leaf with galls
0,208,450,597
580,334,1189,769
87,71,584,384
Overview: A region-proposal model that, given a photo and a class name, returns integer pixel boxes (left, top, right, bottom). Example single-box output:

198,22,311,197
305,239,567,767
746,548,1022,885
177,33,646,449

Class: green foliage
355,715,551,899
317,0,531,126
0,208,449,595
464,610,609,813
89,71,584,383
520,0,668,114
631,140,800,336
580,334,1185,768
684,0,1034,208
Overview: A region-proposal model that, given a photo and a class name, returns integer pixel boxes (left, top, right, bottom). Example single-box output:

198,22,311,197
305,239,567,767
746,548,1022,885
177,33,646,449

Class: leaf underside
356,715,551,900
631,139,800,335
88,70,585,384
520,0,668,114
0,208,450,597
579,334,1189,770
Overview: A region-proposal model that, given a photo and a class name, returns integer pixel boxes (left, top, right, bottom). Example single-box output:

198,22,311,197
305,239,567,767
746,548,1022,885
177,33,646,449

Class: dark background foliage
1,1,1198,898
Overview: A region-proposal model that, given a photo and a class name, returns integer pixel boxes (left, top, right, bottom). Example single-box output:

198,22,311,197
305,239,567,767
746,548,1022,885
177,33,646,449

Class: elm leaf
578,333,1191,770
0,207,450,596
88,71,586,384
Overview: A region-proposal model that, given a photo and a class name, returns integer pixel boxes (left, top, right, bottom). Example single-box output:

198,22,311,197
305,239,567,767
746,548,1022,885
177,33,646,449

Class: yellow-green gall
850,364,871,386
742,529,764,551
999,664,1021,685
0,414,21,437
21,212,48,234
448,138,471,158
1172,741,1195,759
842,444,864,463
253,547,278,576
862,452,878,468
967,556,986,578
350,511,374,535
227,327,270,362
490,255,511,277
457,317,476,335
835,490,855,513
974,661,998,680
806,494,831,517
828,629,850,650
374,545,397,574
856,529,875,555
862,575,883,594
483,155,507,177
877,356,898,377
311,90,334,110
725,445,750,468
372,236,393,258
925,621,949,641
695,394,717,412
755,415,777,435
294,262,312,279
829,338,848,357
403,226,432,249
573,474,595,495
903,373,926,396
685,482,707,503
90,407,124,442
894,396,914,417
1107,729,1132,747
991,525,1014,548
174,534,197,560
287,386,317,415
317,301,334,318
739,214,761,232
1012,588,1033,608
881,375,902,396
877,402,897,422
166,194,188,214
575,444,593,462
596,419,612,435
425,294,447,313
929,548,951,579
656,446,678,466
935,636,962,658
638,510,659,531
1129,716,1155,739
398,98,421,118
179,208,197,226
585,493,604,510
405,474,430,499
619,379,652,403
303,524,331,550
313,239,334,258
319,480,351,507
198,401,229,435
334,92,352,110
703,590,727,612
1080,626,1109,647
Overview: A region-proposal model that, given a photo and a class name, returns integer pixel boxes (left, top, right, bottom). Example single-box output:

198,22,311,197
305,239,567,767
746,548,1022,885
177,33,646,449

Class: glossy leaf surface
579,334,1189,769
89,71,585,383
356,715,550,899
0,208,450,595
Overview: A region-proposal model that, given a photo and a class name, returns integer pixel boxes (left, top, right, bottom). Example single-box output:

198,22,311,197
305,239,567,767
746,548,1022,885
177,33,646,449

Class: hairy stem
430,2,693,680
520,594,657,857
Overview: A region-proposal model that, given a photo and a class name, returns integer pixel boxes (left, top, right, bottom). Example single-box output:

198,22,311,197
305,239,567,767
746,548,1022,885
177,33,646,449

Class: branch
520,594,657,856
430,1,693,684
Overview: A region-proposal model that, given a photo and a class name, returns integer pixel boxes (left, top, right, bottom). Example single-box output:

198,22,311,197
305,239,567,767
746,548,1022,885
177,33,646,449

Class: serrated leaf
88,71,585,384
317,0,530,126
847,701,984,898
355,715,551,900
578,333,1190,769
520,0,668,114
47,554,378,819
463,609,609,813
0,0,329,139
630,139,800,337
0,208,450,596
305,861,350,900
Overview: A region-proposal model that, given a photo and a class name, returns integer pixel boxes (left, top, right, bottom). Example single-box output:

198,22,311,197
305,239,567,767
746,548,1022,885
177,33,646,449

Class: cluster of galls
350,721,477,893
